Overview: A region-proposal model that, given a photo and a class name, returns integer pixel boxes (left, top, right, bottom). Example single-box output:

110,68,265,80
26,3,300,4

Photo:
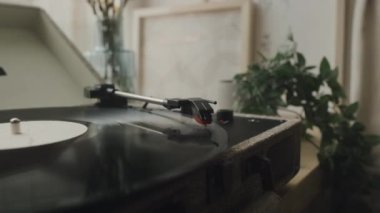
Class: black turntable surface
0,106,283,212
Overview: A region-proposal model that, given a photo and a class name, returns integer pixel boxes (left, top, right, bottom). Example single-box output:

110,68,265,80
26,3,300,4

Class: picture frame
132,0,253,99
335,0,346,84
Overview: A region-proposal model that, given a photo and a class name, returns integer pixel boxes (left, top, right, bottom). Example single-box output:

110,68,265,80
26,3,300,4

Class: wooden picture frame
335,0,346,84
132,0,253,98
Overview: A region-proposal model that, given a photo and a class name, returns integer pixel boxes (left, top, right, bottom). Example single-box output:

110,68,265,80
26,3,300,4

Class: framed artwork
133,0,253,100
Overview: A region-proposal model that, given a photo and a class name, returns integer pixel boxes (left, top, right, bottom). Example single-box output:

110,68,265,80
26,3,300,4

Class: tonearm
84,84,217,125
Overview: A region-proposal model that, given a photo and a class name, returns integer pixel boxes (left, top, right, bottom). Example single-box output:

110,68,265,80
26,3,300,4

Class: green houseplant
234,39,380,212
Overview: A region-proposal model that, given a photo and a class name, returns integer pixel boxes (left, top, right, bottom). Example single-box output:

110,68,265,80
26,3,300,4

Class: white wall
0,0,338,67
254,0,337,66
138,0,338,66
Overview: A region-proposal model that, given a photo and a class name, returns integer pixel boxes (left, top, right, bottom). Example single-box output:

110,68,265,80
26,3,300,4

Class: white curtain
343,0,380,134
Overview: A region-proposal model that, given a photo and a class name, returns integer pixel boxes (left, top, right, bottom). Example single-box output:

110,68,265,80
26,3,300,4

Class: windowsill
276,141,321,212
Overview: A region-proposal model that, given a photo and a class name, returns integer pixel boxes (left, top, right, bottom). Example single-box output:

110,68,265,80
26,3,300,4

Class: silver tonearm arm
113,91,167,105
84,84,217,125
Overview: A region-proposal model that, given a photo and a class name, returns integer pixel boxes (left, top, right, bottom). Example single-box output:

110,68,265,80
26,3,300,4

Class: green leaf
344,102,359,119
256,51,267,60
296,53,306,67
248,64,261,72
320,57,331,79
303,65,316,72
352,122,365,132
234,73,244,81
328,80,346,100
331,68,339,80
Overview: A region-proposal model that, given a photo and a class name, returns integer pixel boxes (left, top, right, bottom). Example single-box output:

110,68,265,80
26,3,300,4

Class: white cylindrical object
10,118,21,135
217,80,235,110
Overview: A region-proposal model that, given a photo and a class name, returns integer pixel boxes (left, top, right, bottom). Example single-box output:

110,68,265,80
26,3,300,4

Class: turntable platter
0,120,88,150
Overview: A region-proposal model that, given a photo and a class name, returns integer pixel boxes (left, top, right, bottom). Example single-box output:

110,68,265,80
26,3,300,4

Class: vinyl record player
0,3,301,213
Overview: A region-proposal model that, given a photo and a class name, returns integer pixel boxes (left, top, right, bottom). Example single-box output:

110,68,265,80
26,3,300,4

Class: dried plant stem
87,0,129,20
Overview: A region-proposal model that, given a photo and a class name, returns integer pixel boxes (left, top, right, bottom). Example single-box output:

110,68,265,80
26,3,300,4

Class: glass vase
85,16,135,92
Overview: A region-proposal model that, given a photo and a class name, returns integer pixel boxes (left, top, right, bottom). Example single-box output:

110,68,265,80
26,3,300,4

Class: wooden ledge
240,141,321,213
278,141,321,213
